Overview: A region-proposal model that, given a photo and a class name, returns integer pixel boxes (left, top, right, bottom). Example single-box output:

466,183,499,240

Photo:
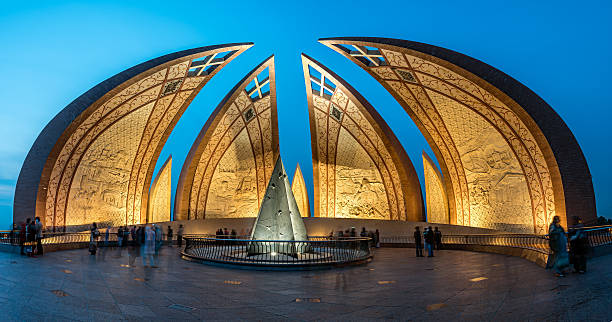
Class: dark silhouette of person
177,224,184,247
375,229,380,248
167,226,173,245
424,226,435,257
434,227,442,250
360,227,367,237
569,216,588,273
414,227,423,257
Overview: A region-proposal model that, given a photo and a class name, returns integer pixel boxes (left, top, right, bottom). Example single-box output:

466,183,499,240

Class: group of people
413,226,442,257
18,217,44,257
547,216,589,277
330,227,381,248
89,223,184,268
215,228,237,239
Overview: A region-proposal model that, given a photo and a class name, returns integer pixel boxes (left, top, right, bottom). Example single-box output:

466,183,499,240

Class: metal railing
181,236,372,267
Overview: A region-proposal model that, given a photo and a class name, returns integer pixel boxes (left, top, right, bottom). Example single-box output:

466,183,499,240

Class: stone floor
0,246,610,321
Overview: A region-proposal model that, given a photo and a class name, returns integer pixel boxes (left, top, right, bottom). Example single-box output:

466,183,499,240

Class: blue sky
0,0,610,228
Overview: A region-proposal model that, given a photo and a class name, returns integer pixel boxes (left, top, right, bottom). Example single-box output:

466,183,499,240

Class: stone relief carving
325,41,556,233
423,152,449,224
148,157,171,223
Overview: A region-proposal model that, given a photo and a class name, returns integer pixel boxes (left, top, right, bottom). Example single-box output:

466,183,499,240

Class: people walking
434,227,442,250
142,225,156,268
177,224,184,247
424,226,435,257
546,216,570,277
89,222,100,255
569,216,588,274
414,227,423,257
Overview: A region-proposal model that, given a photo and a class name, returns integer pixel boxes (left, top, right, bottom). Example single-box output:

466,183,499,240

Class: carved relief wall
175,56,279,220
148,156,172,223
291,164,310,217
423,152,449,224
302,54,423,221
14,43,252,230
320,37,596,232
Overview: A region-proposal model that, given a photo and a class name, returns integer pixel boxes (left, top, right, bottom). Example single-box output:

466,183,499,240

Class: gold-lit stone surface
65,103,154,227
302,55,422,221
291,164,310,217
148,156,172,223
321,40,558,233
175,57,279,220
423,152,449,224
37,44,252,230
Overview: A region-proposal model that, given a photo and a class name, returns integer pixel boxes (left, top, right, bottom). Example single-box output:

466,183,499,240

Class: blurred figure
547,216,570,277
375,229,380,248
89,222,100,255
177,224,184,247
167,225,173,245
142,225,156,268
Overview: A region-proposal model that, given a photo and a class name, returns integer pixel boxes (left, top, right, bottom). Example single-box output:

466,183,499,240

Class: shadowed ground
0,246,610,321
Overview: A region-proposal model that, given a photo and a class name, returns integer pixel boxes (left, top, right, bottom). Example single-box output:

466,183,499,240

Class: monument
13,43,253,231
248,156,309,255
319,37,596,233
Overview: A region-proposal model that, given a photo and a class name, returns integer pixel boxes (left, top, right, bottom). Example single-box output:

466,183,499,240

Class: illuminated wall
291,164,310,217
321,37,596,232
148,156,172,223
302,54,423,221
175,56,279,220
14,43,252,230
423,151,449,224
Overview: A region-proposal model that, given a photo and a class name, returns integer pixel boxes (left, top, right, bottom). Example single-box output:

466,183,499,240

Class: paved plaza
0,246,610,321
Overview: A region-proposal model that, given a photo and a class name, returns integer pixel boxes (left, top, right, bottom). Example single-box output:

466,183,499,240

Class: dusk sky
0,1,610,228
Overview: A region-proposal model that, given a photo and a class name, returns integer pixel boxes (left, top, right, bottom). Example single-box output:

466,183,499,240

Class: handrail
181,236,373,267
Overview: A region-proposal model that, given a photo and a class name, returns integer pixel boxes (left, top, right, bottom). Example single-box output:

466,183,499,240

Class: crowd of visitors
414,226,442,257
547,216,590,277
329,227,380,247
16,217,45,257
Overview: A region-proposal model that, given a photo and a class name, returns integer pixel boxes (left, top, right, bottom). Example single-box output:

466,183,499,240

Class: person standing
375,229,380,248
167,226,173,245
414,227,423,257
35,217,43,255
569,217,588,274
177,224,184,247
142,225,156,268
546,216,570,277
27,219,37,256
19,219,28,255
89,222,100,255
117,227,123,247
104,228,110,247
434,227,442,250
424,226,435,257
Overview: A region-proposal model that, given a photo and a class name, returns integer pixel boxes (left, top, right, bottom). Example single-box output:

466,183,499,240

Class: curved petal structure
14,43,252,230
148,156,172,223
302,54,424,221
291,163,310,217
320,37,596,232
175,56,279,220
423,151,449,224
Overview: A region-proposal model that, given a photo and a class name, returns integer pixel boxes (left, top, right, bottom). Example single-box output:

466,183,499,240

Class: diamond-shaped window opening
161,79,183,96
395,68,417,83
243,107,256,122
188,50,237,77
330,104,343,122
334,44,387,67
245,67,271,101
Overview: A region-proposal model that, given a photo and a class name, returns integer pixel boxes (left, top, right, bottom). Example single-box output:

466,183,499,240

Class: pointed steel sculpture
248,156,309,256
